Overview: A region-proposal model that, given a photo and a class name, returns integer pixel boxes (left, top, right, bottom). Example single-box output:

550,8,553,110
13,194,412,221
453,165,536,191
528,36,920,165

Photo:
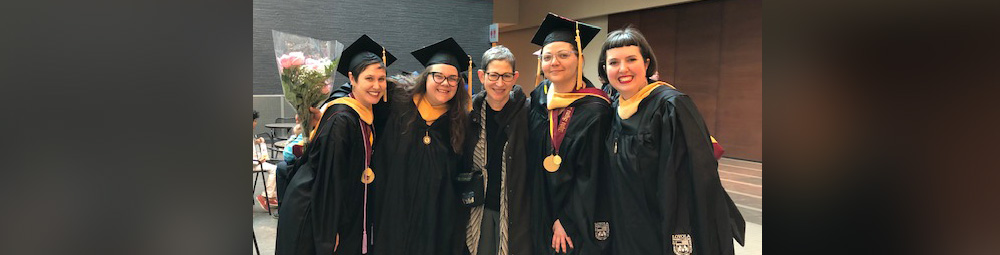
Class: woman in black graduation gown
275,34,396,255
367,38,472,255
598,27,745,255
526,13,613,255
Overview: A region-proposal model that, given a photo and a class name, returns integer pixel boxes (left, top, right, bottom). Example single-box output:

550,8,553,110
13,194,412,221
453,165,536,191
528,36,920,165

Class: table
274,140,288,149
264,123,296,139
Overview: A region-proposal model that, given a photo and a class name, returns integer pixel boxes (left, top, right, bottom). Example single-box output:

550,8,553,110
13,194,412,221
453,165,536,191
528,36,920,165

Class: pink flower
278,52,306,69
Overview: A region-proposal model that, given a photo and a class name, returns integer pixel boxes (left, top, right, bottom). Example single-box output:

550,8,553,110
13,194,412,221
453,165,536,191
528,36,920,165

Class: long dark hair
392,65,469,154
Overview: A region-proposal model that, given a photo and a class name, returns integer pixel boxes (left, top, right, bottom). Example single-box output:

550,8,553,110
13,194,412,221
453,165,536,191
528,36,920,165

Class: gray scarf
466,100,509,255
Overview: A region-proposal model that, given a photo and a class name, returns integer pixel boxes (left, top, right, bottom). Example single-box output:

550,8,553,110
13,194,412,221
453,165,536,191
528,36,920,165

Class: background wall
253,0,494,95
253,0,493,135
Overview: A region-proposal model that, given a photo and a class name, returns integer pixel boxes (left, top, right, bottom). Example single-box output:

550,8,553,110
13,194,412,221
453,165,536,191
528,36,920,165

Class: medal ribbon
548,107,573,155
357,94,375,254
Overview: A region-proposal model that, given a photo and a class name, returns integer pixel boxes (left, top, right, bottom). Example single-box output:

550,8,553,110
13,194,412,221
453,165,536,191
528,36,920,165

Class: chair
253,133,280,216
253,159,273,216
255,132,283,159
253,231,261,255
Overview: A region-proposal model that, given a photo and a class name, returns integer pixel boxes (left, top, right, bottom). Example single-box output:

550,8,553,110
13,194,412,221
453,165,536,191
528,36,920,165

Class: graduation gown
461,85,532,255
369,87,466,255
276,102,375,255
606,83,745,255
527,78,613,255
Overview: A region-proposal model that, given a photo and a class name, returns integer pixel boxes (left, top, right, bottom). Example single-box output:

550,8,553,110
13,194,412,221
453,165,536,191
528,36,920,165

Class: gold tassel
535,54,542,90
468,55,474,112
575,22,583,91
381,47,388,102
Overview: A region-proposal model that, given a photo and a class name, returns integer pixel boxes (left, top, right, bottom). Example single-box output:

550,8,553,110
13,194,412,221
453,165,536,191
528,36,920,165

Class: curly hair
388,66,469,154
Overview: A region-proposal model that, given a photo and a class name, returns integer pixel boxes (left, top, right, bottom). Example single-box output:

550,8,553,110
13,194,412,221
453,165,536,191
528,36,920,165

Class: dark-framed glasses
485,72,515,82
429,71,460,86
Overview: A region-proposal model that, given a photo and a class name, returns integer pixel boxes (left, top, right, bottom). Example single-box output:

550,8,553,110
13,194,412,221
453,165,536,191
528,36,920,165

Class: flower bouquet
272,30,344,145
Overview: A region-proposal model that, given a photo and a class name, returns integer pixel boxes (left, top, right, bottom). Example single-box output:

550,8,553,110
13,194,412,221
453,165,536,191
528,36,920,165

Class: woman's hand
254,137,265,144
309,106,322,125
551,219,574,253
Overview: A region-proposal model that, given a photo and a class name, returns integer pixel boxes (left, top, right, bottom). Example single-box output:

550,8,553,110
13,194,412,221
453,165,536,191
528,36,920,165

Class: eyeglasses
540,50,577,63
429,71,460,86
485,72,515,82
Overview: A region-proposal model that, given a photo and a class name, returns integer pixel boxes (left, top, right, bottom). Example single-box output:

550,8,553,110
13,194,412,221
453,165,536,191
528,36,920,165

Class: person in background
598,26,745,254
254,110,279,211
274,116,303,215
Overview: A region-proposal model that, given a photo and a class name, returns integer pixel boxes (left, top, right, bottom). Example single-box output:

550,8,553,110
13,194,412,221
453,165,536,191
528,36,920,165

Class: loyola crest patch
671,234,692,255
594,221,609,241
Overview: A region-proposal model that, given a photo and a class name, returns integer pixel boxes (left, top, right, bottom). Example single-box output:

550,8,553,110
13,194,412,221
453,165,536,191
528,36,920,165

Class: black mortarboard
530,12,601,49
337,34,396,76
411,37,475,73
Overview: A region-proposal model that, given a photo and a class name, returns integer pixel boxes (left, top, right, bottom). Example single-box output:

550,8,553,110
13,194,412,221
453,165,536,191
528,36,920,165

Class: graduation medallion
543,155,560,172
361,167,375,184
423,135,431,145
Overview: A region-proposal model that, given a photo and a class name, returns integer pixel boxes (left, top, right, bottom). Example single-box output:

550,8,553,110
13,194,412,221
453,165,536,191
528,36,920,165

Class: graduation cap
411,37,475,73
530,13,602,90
336,34,397,77
412,38,477,110
530,12,601,49
337,34,396,102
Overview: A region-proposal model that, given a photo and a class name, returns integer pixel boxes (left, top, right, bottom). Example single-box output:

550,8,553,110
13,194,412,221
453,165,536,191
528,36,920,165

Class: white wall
252,95,297,137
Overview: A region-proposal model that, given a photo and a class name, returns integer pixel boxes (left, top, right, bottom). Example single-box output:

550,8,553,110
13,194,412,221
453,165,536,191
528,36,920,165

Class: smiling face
540,41,579,85
424,63,459,106
348,63,386,106
478,60,518,105
604,45,650,100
